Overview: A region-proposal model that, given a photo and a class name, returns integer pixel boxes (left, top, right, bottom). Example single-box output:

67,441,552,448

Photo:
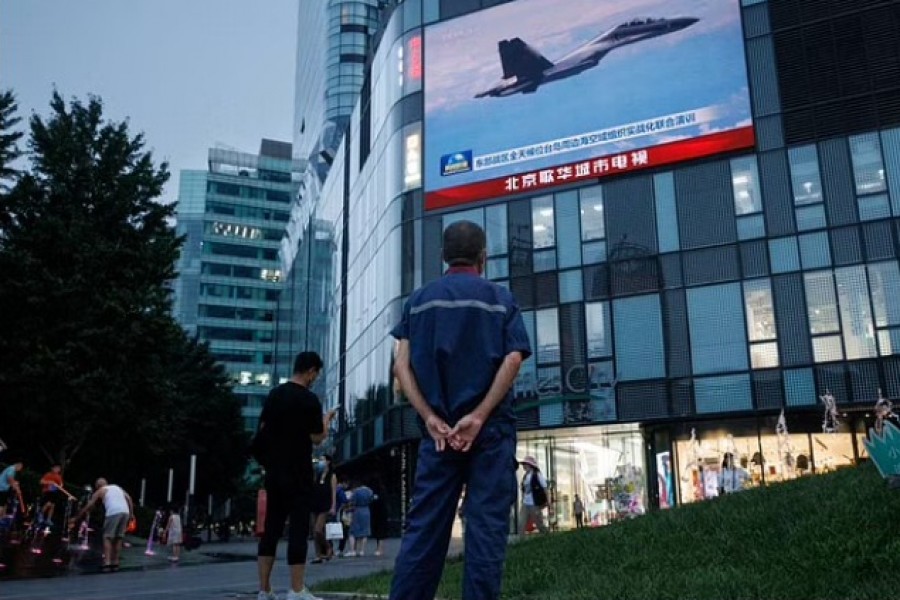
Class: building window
731,156,763,215
835,265,878,360
535,308,560,364
788,145,823,206
849,132,887,196
743,279,779,369
613,294,665,381
485,204,508,257
580,185,605,241
585,301,612,359
867,261,900,356
687,283,748,375
532,195,555,249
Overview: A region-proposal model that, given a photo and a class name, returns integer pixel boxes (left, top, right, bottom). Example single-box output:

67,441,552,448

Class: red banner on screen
425,126,755,211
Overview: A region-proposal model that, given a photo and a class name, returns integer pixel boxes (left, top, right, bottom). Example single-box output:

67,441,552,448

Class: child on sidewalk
165,505,183,562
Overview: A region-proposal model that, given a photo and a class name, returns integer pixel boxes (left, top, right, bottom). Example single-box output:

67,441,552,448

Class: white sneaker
286,588,321,600
343,550,356,557
257,591,278,600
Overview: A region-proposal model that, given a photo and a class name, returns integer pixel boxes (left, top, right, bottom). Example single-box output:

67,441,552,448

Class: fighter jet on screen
475,16,699,98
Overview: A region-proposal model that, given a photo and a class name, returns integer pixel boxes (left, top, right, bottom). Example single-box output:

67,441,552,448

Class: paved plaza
1,536,450,600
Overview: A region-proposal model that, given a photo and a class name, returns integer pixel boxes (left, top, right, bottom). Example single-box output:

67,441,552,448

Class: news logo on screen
441,151,473,176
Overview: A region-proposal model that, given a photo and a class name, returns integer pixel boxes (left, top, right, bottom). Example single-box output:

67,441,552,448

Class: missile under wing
475,16,699,98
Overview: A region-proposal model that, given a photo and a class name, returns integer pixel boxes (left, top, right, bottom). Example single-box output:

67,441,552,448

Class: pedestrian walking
253,351,336,600
518,456,549,534
346,481,374,557
70,478,134,572
573,494,585,529
334,477,350,556
165,504,183,562
389,220,531,600
311,455,336,563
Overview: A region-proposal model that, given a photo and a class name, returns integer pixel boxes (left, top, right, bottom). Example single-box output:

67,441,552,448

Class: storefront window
517,425,646,531
673,416,860,506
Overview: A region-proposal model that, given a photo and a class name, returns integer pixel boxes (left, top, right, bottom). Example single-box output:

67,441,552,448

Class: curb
316,595,388,600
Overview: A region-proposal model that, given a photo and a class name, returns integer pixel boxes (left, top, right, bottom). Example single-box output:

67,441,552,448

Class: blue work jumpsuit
389,265,531,600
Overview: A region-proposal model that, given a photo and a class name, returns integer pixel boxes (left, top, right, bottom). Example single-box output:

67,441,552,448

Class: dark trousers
575,512,584,529
257,480,312,565
390,421,517,600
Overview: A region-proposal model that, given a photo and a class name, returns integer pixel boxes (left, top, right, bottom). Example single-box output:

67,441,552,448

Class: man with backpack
518,456,548,534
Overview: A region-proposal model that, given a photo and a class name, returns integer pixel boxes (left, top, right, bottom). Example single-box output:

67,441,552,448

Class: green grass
315,464,900,599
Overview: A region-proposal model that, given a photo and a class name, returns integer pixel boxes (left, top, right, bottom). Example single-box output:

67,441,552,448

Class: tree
0,90,23,191
0,92,246,495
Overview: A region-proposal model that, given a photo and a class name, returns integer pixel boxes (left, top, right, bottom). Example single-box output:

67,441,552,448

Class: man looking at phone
256,351,337,600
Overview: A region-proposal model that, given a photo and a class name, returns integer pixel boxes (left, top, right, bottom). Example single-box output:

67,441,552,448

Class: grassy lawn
315,464,900,599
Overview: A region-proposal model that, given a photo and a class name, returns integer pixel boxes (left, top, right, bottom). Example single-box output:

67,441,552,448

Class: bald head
95,477,108,489
442,220,486,267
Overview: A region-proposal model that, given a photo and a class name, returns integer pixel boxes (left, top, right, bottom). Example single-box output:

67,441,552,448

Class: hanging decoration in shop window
864,391,900,479
874,390,899,436
776,409,796,474
819,390,840,434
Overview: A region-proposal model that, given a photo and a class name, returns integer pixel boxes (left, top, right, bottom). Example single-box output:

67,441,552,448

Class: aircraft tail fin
498,38,553,81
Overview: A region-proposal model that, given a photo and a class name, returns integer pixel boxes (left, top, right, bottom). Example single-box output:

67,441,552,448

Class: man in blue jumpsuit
389,220,531,600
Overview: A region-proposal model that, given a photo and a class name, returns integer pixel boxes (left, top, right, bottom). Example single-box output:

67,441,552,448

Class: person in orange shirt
39,464,64,527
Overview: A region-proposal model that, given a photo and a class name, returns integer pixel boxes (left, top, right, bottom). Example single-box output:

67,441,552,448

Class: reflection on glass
744,279,777,341
582,241,607,265
867,262,900,328
536,308,560,364
834,265,877,360
750,342,779,368
532,195,555,249
788,144,823,206
849,132,888,196
579,185,605,241
804,271,840,334
812,335,844,363
486,204,508,256
858,194,891,222
585,301,612,358
878,329,900,356
795,204,826,231
731,156,763,215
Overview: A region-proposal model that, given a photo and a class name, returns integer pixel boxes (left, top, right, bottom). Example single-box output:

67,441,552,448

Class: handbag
325,520,343,541
255,489,267,537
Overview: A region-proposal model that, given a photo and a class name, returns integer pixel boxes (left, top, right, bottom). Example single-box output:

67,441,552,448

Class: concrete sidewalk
119,534,463,598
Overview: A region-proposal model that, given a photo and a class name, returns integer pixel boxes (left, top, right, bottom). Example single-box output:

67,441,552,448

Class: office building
173,139,301,430
279,0,900,531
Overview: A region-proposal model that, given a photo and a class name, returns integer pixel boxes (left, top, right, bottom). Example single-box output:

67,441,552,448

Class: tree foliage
0,92,246,499
0,90,23,190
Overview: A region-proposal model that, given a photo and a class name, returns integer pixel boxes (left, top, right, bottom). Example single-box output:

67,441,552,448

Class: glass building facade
173,140,301,430
278,0,900,532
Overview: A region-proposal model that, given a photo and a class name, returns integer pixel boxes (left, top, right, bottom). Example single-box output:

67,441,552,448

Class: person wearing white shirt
518,456,548,534
71,478,133,572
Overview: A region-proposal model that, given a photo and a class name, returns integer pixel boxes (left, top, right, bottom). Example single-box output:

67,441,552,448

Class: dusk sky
0,0,297,204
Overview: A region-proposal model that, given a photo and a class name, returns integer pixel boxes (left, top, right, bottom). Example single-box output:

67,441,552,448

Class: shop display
820,390,840,434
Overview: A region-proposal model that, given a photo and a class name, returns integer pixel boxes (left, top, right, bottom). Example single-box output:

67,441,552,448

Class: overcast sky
0,0,297,203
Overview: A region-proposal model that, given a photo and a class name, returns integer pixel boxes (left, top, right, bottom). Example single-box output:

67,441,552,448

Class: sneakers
286,588,322,600
256,592,278,600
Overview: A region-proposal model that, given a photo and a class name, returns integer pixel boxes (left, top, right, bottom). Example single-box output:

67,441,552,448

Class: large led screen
424,0,755,210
